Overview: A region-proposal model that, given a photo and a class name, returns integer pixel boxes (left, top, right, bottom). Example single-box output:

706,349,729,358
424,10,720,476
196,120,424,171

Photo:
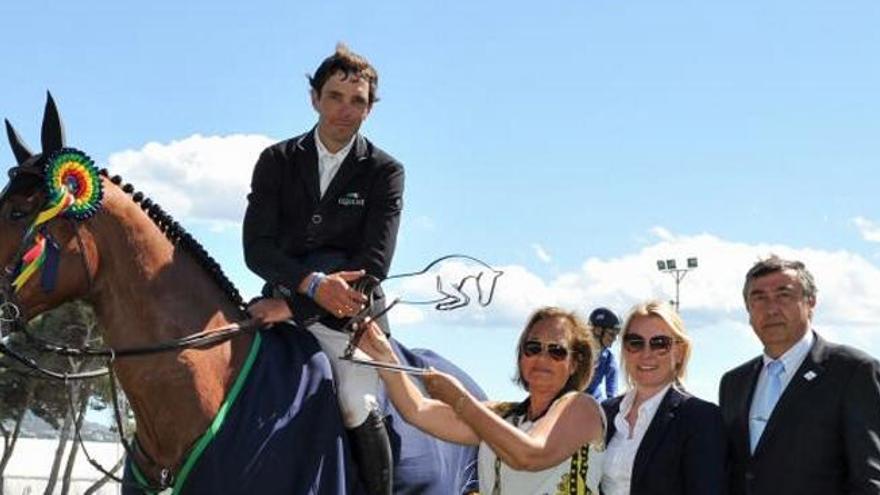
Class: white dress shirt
314,129,357,197
600,383,672,495
748,330,814,450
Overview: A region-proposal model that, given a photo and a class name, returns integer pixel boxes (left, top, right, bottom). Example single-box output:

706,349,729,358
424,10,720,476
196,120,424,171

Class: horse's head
0,93,101,324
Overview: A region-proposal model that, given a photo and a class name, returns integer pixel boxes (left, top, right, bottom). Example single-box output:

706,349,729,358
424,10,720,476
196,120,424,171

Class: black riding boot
349,410,393,495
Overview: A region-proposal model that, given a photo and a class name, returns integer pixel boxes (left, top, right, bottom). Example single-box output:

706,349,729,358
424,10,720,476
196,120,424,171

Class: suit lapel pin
803,370,817,381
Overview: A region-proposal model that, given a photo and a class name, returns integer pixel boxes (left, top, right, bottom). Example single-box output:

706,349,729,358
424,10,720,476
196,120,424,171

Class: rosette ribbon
11,148,102,293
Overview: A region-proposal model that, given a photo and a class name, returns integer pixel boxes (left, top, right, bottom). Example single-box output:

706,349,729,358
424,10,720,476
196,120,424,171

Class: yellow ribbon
12,190,75,292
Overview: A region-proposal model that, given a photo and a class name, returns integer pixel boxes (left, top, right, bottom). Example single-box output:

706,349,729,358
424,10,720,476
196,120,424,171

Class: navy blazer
719,333,880,495
243,129,404,326
602,386,727,495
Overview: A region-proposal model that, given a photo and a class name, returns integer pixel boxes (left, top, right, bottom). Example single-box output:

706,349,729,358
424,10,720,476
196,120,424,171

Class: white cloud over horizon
106,133,274,230
388,229,880,346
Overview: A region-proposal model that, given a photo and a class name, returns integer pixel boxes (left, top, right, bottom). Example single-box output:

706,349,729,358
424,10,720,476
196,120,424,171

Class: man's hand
313,270,368,318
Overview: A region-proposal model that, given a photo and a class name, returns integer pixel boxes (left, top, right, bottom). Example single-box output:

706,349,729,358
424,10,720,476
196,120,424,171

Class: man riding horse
243,43,404,495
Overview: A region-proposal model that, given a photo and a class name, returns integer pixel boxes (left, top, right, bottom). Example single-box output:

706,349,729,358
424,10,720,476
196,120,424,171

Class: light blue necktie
750,360,785,453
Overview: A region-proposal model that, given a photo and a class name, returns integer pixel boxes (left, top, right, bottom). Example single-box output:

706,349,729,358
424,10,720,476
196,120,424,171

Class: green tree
0,301,110,495
0,362,35,494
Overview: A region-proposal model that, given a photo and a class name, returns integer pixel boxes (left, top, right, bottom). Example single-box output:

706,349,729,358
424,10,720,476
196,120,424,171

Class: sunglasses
622,334,679,355
521,340,570,361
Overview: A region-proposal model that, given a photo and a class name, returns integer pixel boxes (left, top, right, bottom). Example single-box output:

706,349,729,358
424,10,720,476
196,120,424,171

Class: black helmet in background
588,307,621,330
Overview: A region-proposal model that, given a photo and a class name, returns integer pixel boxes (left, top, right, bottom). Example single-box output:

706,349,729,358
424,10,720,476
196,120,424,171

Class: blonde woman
599,300,726,495
357,307,606,494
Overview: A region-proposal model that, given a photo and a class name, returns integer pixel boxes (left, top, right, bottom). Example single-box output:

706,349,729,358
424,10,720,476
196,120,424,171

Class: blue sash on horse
123,324,483,494
384,342,483,494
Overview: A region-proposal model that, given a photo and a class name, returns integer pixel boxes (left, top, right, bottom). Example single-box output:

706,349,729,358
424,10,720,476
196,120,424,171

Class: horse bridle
0,168,40,332
0,166,110,379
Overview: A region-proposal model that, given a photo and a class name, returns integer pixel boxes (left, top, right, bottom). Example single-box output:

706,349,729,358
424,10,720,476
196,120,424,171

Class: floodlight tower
656,257,698,312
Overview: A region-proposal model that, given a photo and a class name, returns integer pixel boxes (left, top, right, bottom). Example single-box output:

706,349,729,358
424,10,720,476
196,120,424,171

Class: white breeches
306,322,381,428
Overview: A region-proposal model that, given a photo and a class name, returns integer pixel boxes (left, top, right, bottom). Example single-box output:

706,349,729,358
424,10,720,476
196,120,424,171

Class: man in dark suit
719,256,880,495
243,44,404,495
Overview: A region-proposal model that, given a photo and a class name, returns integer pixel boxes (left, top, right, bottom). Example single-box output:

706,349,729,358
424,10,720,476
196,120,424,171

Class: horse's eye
8,208,28,221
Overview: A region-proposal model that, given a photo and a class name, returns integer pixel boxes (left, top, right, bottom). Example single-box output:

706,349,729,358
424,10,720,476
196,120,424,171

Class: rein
1,318,264,378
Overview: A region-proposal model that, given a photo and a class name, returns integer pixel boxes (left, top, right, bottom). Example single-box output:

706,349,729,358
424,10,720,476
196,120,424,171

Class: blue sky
3,0,880,402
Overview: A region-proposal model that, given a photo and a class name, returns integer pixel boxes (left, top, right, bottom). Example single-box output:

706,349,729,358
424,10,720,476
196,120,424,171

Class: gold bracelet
454,395,469,415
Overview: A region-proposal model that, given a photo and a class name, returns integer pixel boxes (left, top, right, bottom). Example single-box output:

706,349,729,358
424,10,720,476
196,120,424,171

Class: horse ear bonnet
40,92,65,155
5,92,65,172
5,119,34,166
4,117,41,198
3,92,70,198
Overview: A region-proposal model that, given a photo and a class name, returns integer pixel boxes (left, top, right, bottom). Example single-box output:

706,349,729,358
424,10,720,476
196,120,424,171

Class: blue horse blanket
123,323,484,494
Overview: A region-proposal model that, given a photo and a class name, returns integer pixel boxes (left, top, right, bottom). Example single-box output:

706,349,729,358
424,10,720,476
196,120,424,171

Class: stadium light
655,256,699,312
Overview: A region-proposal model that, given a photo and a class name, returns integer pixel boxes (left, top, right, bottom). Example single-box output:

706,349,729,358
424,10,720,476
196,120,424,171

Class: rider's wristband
305,272,326,299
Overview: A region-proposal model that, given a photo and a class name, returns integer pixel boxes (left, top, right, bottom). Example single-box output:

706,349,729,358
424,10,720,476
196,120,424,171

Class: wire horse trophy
342,254,504,374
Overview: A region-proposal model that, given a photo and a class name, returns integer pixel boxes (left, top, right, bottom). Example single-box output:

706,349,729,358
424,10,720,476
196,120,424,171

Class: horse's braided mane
97,169,247,313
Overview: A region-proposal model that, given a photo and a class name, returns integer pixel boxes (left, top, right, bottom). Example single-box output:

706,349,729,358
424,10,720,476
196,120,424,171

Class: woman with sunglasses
356,306,606,494
599,300,726,495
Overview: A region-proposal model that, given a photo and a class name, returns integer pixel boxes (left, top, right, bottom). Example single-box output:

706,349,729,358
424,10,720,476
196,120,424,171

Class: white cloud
531,243,552,263
388,230,880,340
853,216,880,243
650,226,675,242
106,134,274,228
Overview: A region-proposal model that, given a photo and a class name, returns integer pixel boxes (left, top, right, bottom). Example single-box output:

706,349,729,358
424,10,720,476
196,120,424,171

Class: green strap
130,459,156,494
131,332,263,494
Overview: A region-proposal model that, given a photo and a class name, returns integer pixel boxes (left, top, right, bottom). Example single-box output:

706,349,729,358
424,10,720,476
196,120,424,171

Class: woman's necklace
527,400,552,422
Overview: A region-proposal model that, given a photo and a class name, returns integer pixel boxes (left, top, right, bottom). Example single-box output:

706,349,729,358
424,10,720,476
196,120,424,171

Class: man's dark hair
742,255,817,305
308,43,379,104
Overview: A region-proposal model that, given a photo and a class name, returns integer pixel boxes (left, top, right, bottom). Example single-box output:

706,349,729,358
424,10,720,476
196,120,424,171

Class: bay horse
0,94,482,494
